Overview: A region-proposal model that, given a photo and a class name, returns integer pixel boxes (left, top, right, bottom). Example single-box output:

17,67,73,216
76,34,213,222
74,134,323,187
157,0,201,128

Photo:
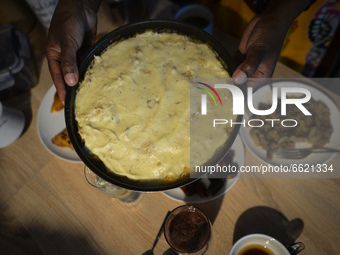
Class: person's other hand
45,0,101,103
232,0,313,85
232,14,288,85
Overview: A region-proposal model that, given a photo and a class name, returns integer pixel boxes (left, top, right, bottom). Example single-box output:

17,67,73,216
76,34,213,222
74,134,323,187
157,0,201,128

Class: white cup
0,102,25,148
229,234,304,255
174,4,214,35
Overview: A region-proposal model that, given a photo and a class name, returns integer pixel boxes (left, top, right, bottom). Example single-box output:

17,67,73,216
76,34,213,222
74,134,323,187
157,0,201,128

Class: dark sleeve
305,0,317,11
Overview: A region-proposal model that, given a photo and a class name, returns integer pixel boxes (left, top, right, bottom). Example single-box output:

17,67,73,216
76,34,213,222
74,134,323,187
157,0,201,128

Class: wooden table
1,3,339,255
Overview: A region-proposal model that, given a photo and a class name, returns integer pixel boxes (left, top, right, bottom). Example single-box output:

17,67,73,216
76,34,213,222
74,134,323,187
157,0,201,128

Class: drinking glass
84,166,141,203
164,205,212,255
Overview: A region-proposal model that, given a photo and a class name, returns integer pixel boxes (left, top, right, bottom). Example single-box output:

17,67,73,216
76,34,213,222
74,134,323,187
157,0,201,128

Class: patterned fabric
301,0,340,76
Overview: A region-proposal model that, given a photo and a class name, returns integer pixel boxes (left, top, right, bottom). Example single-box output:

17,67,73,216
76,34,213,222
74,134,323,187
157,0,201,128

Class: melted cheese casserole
75,31,234,182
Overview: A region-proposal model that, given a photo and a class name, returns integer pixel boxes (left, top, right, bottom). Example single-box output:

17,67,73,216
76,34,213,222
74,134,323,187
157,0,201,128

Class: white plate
37,86,82,163
240,80,340,166
162,135,245,203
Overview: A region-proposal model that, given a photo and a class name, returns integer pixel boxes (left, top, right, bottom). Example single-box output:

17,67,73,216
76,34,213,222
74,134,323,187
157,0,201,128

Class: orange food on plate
51,128,74,150
51,92,64,112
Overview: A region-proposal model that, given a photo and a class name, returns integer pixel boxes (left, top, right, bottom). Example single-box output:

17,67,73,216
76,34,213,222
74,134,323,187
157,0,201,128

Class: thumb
60,39,79,86
239,16,261,54
233,45,265,84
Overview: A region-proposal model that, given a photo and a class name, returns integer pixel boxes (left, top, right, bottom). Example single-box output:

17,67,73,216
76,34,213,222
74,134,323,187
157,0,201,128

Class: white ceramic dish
162,135,245,203
240,80,340,167
37,86,82,163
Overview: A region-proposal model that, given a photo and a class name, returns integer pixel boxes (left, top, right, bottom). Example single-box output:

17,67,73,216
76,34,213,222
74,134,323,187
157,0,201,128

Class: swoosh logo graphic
196,82,222,106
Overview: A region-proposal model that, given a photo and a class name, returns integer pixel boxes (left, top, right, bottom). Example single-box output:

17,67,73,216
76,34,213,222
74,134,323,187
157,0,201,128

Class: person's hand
232,0,313,85
45,0,101,103
232,14,286,85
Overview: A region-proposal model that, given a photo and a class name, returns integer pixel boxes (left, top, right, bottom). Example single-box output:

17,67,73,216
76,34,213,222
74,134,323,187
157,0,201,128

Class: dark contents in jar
167,208,210,253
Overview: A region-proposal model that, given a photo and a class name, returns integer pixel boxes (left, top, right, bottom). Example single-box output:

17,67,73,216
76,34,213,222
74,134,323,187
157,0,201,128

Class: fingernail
65,73,77,86
233,70,247,84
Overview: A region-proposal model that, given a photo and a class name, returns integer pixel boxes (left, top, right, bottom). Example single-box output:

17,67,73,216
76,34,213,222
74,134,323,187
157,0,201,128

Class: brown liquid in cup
238,244,275,255
166,208,210,253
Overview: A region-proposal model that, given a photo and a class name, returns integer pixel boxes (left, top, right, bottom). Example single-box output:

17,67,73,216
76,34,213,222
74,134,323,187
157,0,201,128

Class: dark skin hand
232,0,313,85
46,0,314,101
232,15,283,84
46,0,101,104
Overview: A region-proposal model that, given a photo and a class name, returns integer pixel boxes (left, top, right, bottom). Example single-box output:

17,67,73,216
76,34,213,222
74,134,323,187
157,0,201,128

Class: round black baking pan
65,19,243,192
